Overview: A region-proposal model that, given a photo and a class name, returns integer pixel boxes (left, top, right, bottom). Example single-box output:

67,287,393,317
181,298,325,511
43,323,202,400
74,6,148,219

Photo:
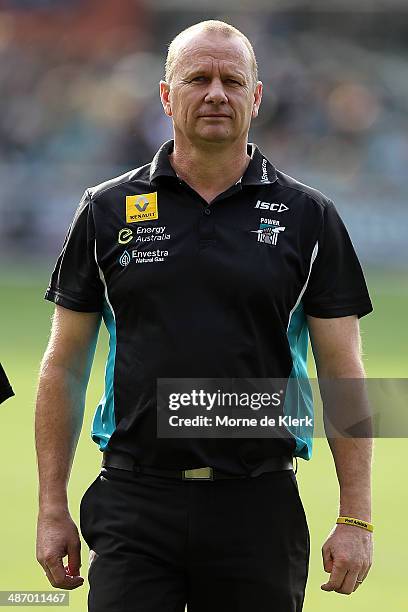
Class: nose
204,77,228,105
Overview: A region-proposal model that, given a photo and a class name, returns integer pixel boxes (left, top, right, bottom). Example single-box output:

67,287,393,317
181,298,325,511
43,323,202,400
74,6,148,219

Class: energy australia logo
119,250,131,267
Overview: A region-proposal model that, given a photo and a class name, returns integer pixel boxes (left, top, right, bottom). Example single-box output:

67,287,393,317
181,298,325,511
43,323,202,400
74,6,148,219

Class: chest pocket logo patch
126,192,158,223
251,219,286,247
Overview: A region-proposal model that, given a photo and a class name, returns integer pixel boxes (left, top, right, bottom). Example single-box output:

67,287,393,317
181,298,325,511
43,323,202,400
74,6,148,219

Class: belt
102,451,294,481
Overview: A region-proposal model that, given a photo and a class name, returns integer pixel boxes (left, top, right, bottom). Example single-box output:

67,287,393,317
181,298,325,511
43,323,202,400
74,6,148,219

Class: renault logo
134,195,150,212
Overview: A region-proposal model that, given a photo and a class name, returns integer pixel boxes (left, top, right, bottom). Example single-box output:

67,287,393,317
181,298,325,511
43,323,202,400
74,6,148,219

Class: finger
355,562,370,588
67,540,82,576
337,568,360,595
322,546,333,574
361,560,372,581
43,566,82,591
43,566,57,588
321,563,348,591
46,558,68,586
353,576,364,592
45,559,84,590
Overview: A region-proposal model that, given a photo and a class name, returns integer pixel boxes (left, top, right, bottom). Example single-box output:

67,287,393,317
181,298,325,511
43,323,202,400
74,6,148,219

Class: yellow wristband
336,516,374,532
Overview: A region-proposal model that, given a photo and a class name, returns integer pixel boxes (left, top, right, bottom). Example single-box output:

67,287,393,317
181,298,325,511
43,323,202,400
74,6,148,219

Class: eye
191,76,206,82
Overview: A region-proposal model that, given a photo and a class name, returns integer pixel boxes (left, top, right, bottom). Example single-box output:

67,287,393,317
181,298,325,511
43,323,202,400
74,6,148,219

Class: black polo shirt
45,139,373,473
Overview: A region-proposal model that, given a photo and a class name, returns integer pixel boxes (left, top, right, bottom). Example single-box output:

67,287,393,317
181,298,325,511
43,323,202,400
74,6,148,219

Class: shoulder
274,168,332,213
87,163,151,202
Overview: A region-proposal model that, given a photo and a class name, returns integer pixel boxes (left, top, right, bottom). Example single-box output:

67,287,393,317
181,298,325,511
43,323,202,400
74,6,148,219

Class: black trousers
80,467,310,612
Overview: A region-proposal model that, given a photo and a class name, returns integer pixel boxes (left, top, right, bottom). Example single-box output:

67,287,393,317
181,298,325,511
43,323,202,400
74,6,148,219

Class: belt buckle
182,467,214,480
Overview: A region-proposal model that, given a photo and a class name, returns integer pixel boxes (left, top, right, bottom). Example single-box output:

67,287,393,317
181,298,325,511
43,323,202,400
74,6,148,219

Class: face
160,31,262,147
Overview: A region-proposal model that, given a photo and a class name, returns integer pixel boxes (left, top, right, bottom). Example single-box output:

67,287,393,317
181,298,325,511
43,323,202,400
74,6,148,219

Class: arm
35,304,101,590
307,314,373,595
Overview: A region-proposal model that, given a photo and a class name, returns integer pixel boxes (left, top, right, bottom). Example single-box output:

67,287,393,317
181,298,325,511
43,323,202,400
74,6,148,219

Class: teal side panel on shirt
91,299,117,450
284,302,314,460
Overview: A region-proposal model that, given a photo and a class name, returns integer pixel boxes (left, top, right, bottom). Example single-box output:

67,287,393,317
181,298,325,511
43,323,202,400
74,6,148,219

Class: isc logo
255,200,289,212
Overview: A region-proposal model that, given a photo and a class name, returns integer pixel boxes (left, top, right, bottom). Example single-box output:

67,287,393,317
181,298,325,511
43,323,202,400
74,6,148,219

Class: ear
252,81,263,119
160,80,172,117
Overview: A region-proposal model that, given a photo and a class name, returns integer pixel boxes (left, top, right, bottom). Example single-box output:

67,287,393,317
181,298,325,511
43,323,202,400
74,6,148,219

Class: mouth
199,114,231,118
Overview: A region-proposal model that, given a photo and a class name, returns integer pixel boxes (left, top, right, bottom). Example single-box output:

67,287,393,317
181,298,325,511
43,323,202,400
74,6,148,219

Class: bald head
165,20,258,90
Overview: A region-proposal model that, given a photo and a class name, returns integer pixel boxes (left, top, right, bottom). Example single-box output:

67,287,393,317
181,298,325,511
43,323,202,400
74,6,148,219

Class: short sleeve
303,200,373,319
44,190,104,312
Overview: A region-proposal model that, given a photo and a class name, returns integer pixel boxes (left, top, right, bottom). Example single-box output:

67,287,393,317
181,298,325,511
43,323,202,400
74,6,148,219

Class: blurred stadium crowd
0,0,406,266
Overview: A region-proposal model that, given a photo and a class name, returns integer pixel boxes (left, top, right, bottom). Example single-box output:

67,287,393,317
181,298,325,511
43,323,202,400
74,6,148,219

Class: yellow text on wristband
336,516,374,532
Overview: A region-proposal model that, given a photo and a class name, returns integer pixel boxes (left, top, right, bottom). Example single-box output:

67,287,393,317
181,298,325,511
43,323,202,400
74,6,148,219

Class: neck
169,136,251,193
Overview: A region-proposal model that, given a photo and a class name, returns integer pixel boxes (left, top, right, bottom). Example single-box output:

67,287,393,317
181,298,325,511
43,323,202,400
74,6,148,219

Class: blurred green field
0,266,407,611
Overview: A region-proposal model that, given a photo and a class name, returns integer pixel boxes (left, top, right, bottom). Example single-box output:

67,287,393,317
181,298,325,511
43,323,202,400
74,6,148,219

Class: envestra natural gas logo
119,248,169,265
260,158,269,183
119,250,131,267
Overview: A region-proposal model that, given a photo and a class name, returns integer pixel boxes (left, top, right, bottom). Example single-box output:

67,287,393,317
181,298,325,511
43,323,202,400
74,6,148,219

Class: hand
36,509,84,590
321,524,373,594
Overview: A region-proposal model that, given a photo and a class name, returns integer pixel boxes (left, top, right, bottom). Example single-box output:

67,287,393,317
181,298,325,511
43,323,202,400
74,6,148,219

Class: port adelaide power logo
252,220,286,246
252,200,289,247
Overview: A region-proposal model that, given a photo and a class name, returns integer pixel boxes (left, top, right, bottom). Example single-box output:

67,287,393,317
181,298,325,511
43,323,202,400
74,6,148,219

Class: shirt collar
149,139,277,186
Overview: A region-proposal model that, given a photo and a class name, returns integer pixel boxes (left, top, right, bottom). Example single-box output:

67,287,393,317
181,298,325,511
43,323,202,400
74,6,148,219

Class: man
35,20,373,612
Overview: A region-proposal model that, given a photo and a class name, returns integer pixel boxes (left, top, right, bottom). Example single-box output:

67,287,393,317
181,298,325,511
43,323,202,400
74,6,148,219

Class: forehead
174,32,251,74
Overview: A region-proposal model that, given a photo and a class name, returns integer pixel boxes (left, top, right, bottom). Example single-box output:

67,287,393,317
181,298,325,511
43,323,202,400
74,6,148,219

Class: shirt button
204,208,211,215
